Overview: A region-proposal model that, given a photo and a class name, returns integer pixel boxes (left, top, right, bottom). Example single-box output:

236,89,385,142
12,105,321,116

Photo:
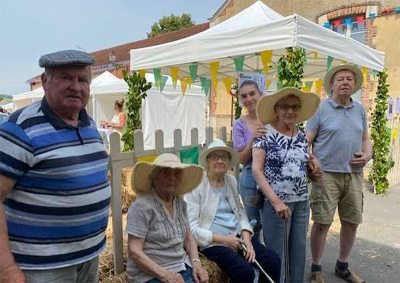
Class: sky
0,0,226,95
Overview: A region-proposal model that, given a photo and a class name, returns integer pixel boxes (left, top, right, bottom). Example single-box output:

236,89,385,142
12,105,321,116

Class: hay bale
121,168,135,213
200,254,229,283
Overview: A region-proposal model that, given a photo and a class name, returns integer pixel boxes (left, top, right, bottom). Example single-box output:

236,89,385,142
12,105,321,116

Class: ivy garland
277,47,307,89
369,69,394,194
121,70,152,152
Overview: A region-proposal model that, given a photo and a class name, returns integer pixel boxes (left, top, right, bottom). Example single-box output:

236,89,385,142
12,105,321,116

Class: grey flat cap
39,49,95,68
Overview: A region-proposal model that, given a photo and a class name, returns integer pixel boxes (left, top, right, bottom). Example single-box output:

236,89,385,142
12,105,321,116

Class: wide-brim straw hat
200,139,239,169
256,87,320,124
132,153,204,195
324,64,363,96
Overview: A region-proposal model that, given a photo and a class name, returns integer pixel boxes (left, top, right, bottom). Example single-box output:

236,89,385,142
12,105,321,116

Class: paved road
304,184,400,282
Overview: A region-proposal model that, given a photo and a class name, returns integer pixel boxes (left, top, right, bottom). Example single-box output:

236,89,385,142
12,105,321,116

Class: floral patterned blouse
253,124,309,203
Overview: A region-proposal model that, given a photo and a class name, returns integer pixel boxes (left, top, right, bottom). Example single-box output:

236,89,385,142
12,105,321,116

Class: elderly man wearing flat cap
0,50,110,283
306,65,371,283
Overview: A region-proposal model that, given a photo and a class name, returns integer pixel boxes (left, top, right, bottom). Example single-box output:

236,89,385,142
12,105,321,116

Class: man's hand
241,238,256,263
0,263,25,283
192,261,208,283
349,152,369,168
308,154,322,179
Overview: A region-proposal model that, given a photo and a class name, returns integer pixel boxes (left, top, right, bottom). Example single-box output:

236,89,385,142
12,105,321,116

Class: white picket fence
108,127,235,274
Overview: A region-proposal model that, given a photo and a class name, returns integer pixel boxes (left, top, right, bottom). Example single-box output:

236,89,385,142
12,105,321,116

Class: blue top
306,98,367,173
253,124,309,203
209,186,239,237
0,98,111,269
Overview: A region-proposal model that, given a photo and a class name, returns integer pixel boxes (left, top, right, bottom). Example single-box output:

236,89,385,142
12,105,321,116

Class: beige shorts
309,172,364,225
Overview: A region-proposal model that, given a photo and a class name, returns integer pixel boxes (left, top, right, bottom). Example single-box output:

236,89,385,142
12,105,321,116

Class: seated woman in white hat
252,87,321,283
126,153,208,283
184,139,281,283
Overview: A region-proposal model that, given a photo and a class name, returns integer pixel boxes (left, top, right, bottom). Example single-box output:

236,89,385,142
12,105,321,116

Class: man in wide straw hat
126,153,208,283
253,87,320,282
306,65,371,283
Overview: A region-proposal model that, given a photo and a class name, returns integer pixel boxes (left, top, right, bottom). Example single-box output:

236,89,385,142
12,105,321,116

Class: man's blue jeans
261,199,309,283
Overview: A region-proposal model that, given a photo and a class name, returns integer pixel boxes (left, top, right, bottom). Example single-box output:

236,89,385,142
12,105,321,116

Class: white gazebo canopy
130,1,385,84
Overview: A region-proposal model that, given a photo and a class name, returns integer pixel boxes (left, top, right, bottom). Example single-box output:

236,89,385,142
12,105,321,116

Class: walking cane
240,243,275,283
283,218,290,283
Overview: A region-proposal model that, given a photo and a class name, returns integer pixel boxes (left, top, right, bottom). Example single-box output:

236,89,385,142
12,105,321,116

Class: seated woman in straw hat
252,88,321,283
126,153,208,283
184,139,281,283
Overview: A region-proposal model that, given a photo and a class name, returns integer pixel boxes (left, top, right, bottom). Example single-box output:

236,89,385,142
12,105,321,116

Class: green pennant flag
372,70,379,80
180,146,199,164
189,64,198,82
327,56,334,70
233,56,245,72
160,76,168,92
305,81,313,90
200,77,210,96
153,68,161,88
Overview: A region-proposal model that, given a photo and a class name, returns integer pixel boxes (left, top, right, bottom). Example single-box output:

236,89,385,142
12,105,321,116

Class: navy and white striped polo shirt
0,98,111,270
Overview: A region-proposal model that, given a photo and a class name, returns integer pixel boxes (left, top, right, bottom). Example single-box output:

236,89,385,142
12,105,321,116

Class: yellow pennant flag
392,127,398,141
315,79,323,94
341,60,348,64
210,62,219,87
313,51,319,59
170,67,179,89
138,69,146,78
266,80,271,89
187,76,192,89
180,78,188,95
260,50,273,74
362,67,368,85
223,77,233,94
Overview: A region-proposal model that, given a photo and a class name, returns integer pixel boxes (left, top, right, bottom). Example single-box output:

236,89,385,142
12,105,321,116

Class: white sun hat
132,153,204,195
256,87,320,124
200,139,239,169
324,64,363,96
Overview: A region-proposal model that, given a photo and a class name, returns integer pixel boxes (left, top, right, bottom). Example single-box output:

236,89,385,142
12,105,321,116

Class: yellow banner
315,79,323,94
180,78,188,95
137,155,157,162
138,69,146,78
170,66,179,89
362,67,368,85
266,80,271,89
260,50,273,74
223,77,233,94
210,62,219,88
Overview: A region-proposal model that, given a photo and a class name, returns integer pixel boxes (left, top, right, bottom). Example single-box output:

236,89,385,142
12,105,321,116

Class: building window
330,15,365,44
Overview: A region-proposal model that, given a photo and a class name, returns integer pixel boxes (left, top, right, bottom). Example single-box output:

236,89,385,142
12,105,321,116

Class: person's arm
0,174,25,283
234,122,266,165
252,148,291,219
350,130,372,168
306,130,322,178
128,235,184,283
109,112,126,129
183,230,208,283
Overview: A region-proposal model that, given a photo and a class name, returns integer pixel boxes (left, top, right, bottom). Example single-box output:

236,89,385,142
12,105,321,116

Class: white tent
12,87,44,110
130,1,385,83
88,71,206,149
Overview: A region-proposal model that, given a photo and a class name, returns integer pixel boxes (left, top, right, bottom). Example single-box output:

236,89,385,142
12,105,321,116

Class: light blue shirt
209,186,239,237
306,98,367,173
